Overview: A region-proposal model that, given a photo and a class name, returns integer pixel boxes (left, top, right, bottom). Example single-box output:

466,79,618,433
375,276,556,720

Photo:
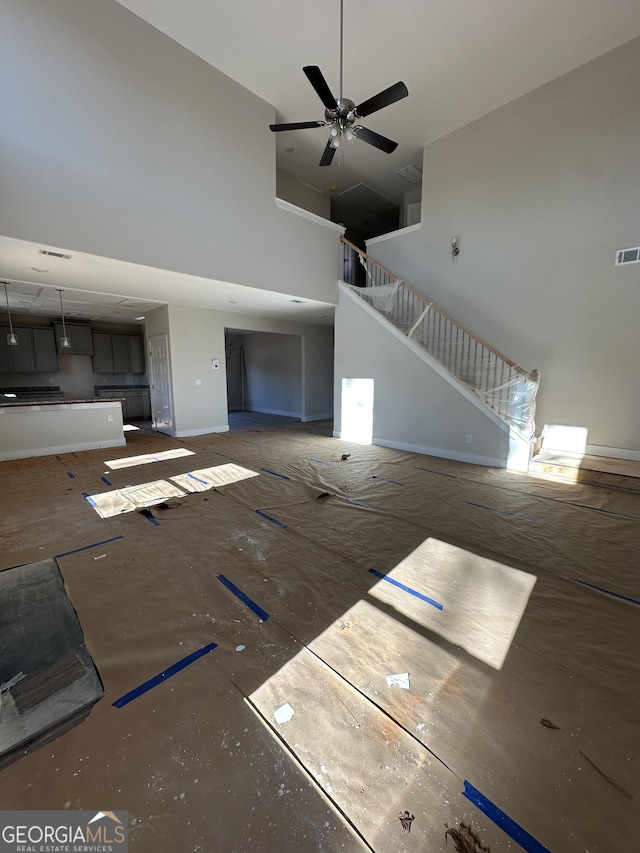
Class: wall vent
39,249,72,259
615,246,640,266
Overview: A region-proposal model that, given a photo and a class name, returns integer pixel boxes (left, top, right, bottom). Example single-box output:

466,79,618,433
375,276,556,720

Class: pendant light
3,281,19,346
57,288,71,348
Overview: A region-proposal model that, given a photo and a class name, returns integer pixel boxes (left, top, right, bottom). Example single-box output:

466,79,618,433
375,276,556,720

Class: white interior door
148,334,175,435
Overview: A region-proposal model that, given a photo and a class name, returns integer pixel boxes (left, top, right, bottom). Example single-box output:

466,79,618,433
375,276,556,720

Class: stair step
530,450,640,491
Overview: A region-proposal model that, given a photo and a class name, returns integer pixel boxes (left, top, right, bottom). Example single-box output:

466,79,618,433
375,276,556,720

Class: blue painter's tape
256,509,287,529
372,475,405,486
414,466,457,479
113,642,218,708
465,501,536,524
368,568,443,611
462,781,552,853
55,535,124,559
261,468,291,480
67,472,75,479
82,492,99,508
217,575,270,621
346,498,381,511
187,472,210,485
568,577,640,607
311,459,333,466
101,476,112,486
143,512,161,527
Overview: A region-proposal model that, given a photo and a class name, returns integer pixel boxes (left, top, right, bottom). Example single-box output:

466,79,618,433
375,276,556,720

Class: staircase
340,236,540,445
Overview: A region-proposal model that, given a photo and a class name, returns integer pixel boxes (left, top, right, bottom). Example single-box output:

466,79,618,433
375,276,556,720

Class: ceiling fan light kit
269,1,408,166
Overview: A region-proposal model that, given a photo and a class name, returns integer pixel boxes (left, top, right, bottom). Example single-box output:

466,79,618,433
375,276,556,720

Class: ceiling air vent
39,249,72,259
615,246,640,266
396,164,422,184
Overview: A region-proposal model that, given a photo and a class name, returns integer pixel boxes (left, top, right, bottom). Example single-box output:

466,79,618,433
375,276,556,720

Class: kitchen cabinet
92,333,114,372
92,333,145,374
0,327,57,373
32,328,59,372
96,386,150,419
54,323,93,354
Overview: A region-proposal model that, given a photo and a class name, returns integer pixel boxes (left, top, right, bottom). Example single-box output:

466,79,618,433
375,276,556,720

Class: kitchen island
0,398,125,461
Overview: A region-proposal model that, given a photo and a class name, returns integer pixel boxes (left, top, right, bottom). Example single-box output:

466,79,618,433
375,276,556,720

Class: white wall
0,0,340,305
334,288,510,465
368,38,640,456
243,333,302,416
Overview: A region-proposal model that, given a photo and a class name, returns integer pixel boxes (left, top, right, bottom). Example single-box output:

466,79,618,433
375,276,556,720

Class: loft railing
340,235,539,440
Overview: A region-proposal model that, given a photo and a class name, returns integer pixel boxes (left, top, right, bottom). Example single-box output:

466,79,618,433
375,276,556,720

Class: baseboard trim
585,444,640,462
175,426,230,437
246,408,302,418
302,412,333,422
332,431,506,468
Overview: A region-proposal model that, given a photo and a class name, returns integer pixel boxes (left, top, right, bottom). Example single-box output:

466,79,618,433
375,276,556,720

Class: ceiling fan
269,0,409,167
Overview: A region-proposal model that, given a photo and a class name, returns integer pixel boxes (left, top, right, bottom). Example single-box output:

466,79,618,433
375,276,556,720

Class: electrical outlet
195,379,202,386
107,414,114,422
466,434,472,444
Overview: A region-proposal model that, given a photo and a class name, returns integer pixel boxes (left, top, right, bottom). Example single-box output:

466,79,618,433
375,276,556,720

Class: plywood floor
1,415,638,852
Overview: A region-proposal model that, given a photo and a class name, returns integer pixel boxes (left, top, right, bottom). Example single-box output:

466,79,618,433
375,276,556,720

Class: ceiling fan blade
303,66,338,111
355,81,409,118
269,121,326,132
354,126,398,154
319,140,337,167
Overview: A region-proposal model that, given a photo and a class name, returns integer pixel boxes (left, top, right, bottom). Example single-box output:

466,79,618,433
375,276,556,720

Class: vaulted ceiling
115,0,640,204
3,1,640,324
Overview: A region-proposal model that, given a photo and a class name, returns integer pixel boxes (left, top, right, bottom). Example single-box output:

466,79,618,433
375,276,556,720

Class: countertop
0,397,125,407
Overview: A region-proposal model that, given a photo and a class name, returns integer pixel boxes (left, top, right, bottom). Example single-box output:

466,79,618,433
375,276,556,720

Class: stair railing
340,235,539,440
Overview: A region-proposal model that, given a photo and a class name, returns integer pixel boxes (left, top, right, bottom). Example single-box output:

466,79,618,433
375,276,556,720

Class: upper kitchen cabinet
92,332,145,374
32,328,59,372
53,322,93,354
0,327,58,373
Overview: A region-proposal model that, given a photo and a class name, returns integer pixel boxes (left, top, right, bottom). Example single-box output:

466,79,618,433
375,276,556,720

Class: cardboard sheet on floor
216,473,329,510
3,418,639,851
0,559,103,769
307,598,639,853
367,537,537,670
250,646,505,852
87,479,187,517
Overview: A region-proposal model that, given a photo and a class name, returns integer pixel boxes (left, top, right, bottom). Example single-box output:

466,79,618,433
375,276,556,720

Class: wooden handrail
340,234,528,377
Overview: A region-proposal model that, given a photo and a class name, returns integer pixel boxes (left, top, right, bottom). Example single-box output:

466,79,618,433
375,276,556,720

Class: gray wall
243,333,302,416
1,0,340,305
145,305,333,436
368,38,640,456
276,171,332,220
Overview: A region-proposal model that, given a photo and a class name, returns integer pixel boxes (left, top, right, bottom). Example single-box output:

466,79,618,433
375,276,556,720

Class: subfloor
0,415,639,852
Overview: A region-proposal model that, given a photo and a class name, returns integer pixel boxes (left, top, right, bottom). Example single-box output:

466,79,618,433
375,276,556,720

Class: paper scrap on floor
87,480,187,518
104,448,195,470
170,463,259,493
